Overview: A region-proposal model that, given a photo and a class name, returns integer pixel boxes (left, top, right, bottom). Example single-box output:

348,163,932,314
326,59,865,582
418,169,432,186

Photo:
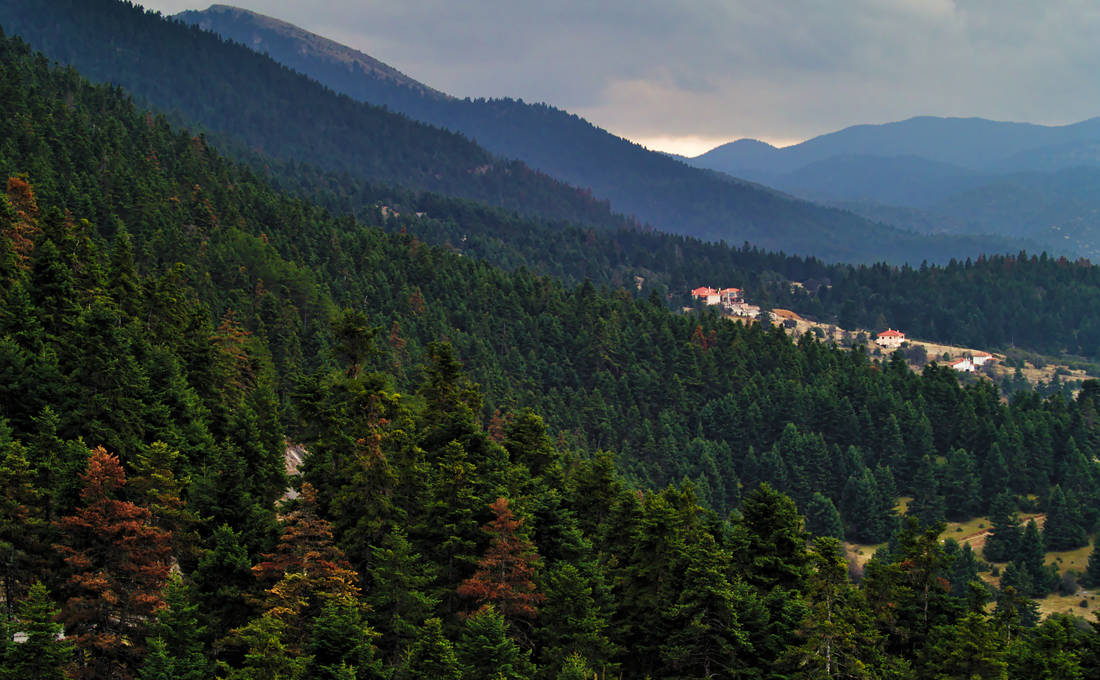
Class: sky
137,0,1100,156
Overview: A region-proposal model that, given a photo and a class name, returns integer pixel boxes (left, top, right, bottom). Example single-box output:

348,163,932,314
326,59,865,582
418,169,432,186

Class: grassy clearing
1038,591,1099,619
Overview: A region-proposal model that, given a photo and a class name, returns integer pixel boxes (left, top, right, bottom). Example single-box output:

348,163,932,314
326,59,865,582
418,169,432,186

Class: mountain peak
176,4,450,100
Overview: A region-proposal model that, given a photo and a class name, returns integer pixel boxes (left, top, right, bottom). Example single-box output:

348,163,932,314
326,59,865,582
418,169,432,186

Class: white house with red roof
949,358,976,373
875,329,906,349
718,288,743,307
972,353,994,367
691,286,721,306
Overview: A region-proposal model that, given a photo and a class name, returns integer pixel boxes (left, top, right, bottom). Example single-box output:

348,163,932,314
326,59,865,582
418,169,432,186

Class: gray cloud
140,0,1100,149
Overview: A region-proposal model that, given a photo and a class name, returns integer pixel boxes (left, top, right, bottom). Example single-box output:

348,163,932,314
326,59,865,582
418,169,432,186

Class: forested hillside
0,0,1033,264
5,28,1100,678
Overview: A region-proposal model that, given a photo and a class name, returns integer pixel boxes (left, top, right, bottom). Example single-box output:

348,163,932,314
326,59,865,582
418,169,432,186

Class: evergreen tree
303,600,384,680
659,533,751,678
1082,540,1100,588
841,468,890,544
1011,520,1056,598
1006,612,1089,680
922,612,1007,680
4,583,72,680
219,614,309,680
455,604,536,680
457,497,544,623
190,524,256,642
1043,485,1088,551
365,526,439,657
732,483,810,592
805,492,845,540
394,618,461,680
907,455,945,526
983,492,1021,563
55,447,171,679
785,538,888,679
140,574,208,680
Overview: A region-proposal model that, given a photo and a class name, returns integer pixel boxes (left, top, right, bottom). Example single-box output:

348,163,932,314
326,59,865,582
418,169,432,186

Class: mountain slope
166,3,1029,264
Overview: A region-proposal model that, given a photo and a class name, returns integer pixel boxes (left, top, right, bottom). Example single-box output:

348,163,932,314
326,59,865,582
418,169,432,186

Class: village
689,285,999,375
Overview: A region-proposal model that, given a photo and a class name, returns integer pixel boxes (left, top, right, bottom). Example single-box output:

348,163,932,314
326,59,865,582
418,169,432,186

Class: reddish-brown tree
3,175,40,268
55,446,172,679
251,483,360,650
457,497,544,621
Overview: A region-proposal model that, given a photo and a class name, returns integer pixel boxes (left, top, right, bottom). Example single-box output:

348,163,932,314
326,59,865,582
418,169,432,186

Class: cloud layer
143,1,1100,150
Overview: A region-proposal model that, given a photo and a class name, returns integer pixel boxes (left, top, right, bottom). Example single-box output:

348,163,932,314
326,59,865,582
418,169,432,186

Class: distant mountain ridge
694,116,1100,178
688,117,1100,256
167,3,1032,264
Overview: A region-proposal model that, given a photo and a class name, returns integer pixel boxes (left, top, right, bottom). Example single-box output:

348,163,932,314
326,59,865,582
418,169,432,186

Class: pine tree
983,492,1021,563
1013,520,1055,598
394,618,461,680
303,600,384,680
1043,485,1088,552
733,483,810,591
55,446,171,679
785,538,887,679
190,523,256,642
805,492,845,540
555,653,594,680
0,435,44,618
907,455,945,526
457,497,544,623
1082,540,1100,588
5,583,72,680
365,526,439,657
455,604,536,680
841,468,889,544
252,484,361,651
659,533,751,678
536,561,616,672
922,612,1007,680
140,573,208,680
219,614,309,680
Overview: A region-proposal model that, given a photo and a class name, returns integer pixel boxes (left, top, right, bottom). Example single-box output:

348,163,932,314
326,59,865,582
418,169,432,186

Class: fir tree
1043,485,1088,551
55,447,171,679
805,492,845,540
5,583,73,680
455,604,536,680
394,618,461,680
457,497,544,623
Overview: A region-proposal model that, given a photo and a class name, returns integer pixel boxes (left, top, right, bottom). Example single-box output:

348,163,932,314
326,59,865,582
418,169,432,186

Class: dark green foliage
805,492,846,540
2,583,72,680
455,605,535,680
1083,542,1100,588
1043,485,1088,551
984,492,1022,563
303,601,384,680
733,483,810,592
395,618,461,680
922,612,1007,680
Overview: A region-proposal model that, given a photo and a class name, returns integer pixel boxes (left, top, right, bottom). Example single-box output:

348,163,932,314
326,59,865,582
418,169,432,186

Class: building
875,329,906,349
972,353,993,367
719,288,743,307
690,286,721,306
949,358,976,373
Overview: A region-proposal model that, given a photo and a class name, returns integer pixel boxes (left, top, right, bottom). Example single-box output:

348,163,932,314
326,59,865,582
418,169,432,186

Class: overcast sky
137,0,1100,155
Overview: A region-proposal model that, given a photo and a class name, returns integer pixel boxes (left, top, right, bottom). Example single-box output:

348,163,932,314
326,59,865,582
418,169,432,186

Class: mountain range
688,117,1100,256
166,3,1032,264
